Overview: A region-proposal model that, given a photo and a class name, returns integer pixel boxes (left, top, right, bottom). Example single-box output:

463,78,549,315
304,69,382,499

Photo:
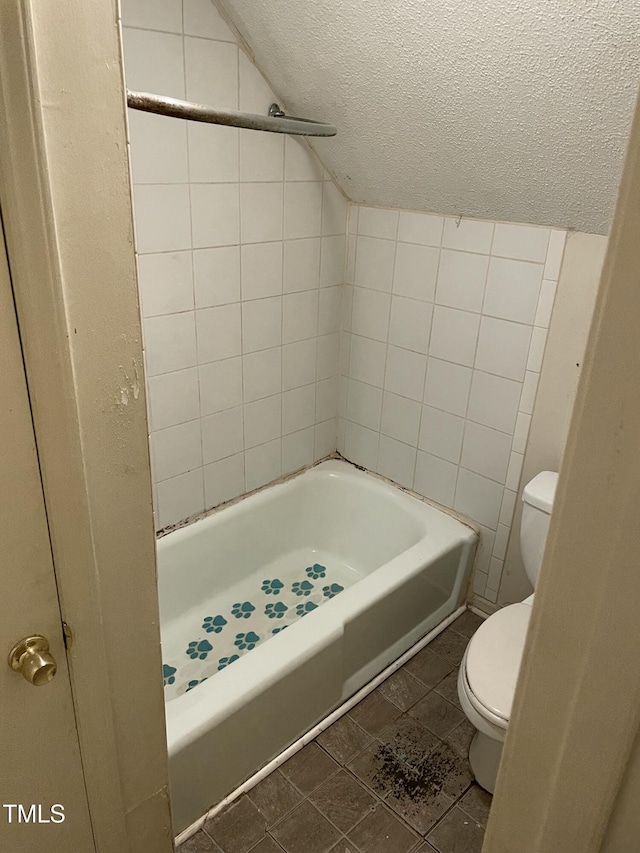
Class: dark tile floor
177,610,491,853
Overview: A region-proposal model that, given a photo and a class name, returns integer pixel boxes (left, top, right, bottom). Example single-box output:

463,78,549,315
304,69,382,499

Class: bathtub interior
159,462,432,699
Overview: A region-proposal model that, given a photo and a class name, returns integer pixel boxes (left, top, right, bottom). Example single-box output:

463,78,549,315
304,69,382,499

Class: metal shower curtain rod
127,90,337,137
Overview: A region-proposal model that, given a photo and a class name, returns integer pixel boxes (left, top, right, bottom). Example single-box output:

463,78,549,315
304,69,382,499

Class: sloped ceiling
218,0,640,234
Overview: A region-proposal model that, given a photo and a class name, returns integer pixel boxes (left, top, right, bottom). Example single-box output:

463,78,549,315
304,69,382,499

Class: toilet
457,470,558,793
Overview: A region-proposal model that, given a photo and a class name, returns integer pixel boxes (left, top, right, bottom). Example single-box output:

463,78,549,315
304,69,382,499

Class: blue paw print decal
165,564,350,685
186,678,207,692
265,601,288,619
306,563,327,579
162,664,176,686
232,601,255,619
186,639,213,660
235,631,260,651
323,583,344,599
292,580,314,597
295,601,318,617
202,615,227,633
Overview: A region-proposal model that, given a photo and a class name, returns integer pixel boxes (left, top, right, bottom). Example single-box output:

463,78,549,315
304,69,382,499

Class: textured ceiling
218,0,640,233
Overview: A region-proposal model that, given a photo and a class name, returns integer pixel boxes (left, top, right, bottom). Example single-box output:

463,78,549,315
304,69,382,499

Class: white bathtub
158,459,477,833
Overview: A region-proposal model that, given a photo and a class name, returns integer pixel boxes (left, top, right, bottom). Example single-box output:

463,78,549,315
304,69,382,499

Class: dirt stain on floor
372,733,460,803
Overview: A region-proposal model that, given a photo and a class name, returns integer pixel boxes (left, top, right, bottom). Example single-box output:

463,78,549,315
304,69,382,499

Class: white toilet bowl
458,597,534,792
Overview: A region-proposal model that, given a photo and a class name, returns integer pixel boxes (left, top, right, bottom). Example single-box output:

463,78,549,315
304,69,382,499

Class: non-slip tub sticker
161,563,347,701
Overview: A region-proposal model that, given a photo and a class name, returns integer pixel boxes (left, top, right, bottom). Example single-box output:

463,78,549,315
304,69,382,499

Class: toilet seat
462,602,532,728
459,657,509,737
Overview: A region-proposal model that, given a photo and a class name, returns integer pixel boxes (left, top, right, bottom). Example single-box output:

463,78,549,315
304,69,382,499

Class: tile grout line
485,227,560,592
236,36,250,493
179,0,207,522
451,221,495,527
374,210,400,471
423,780,477,847
254,760,357,851
279,132,287,476
413,223,444,494
311,175,325,457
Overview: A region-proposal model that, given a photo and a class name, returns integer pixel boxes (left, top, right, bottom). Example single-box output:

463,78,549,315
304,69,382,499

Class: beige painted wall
484,89,640,852
497,231,608,605
600,729,640,852
0,1,172,849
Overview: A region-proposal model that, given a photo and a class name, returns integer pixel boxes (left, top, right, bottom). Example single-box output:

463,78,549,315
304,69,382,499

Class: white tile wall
123,0,347,529
339,206,566,603
123,2,565,605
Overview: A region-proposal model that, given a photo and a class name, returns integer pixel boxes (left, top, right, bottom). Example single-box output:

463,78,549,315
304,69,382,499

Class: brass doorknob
8,635,57,686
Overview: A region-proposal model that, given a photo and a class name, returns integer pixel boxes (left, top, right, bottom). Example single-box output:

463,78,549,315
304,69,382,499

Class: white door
0,220,95,850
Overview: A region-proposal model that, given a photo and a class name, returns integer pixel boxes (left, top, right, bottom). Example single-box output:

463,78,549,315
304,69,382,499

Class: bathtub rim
156,454,481,542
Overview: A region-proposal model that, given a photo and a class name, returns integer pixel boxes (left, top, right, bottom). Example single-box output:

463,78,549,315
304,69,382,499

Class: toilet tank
520,471,558,588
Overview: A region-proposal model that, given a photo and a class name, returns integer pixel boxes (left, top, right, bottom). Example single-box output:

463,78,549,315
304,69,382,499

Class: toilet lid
465,603,532,722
